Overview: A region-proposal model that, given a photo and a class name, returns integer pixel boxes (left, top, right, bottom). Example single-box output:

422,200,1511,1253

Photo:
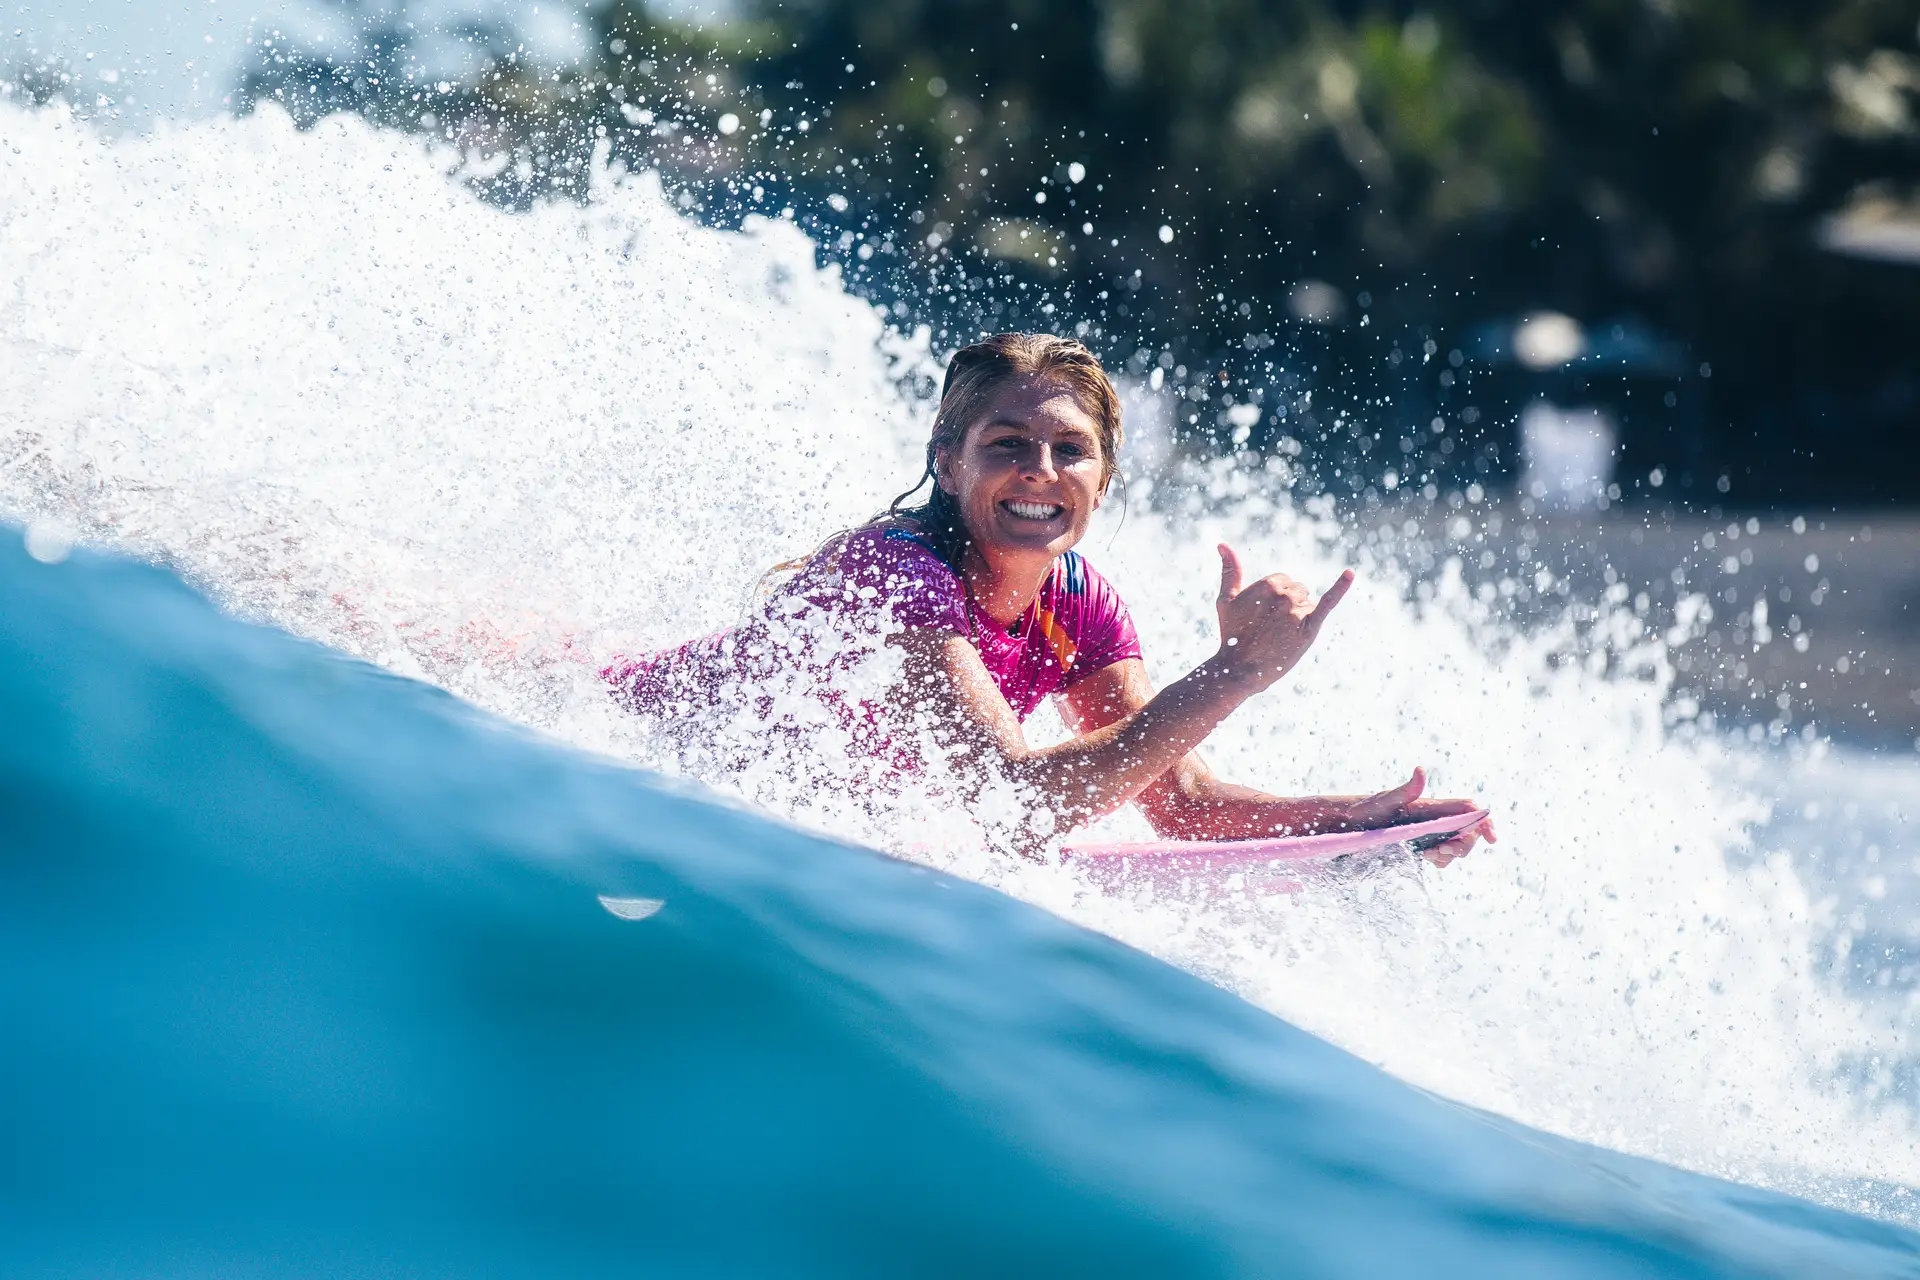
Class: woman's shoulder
1051,548,1124,608
791,518,969,633
831,518,957,578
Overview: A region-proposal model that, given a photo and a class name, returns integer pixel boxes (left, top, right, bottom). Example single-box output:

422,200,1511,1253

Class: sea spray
3,99,1916,1221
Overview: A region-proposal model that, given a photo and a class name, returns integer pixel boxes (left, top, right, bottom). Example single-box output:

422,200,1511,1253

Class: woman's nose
1022,445,1058,478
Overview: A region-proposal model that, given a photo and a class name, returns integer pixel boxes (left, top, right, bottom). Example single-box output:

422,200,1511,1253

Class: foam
3,100,1915,1221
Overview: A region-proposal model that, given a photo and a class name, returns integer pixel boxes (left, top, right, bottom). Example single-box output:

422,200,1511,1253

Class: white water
4,102,1917,1222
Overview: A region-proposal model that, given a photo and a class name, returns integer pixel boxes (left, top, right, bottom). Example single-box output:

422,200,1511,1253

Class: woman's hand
1210,544,1354,694
1346,766,1497,867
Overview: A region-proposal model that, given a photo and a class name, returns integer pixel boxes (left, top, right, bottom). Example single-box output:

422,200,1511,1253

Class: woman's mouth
1000,499,1066,522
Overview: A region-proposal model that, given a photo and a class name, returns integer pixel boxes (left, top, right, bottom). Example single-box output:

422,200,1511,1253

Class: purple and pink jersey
602,522,1143,740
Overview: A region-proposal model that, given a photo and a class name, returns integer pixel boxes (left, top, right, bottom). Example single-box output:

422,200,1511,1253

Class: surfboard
1060,809,1490,891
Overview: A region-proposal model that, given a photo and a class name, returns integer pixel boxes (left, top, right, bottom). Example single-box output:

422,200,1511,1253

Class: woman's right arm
892,546,1353,837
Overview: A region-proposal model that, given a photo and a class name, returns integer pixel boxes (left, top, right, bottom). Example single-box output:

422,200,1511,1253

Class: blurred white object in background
1818,191,1920,266
1513,311,1587,370
1519,400,1616,506
1287,279,1346,325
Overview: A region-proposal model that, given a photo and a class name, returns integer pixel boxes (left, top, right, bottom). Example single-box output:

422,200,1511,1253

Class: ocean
3,99,1918,1274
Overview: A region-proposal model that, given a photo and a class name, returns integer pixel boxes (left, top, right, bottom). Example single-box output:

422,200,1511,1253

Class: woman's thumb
1216,543,1244,605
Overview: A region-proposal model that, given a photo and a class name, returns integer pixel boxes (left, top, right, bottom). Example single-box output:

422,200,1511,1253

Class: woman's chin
982,519,1081,558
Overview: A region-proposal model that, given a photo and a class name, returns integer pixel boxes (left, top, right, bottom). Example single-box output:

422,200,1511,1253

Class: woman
606,333,1494,863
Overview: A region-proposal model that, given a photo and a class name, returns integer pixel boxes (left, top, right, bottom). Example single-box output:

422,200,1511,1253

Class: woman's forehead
970,377,1099,434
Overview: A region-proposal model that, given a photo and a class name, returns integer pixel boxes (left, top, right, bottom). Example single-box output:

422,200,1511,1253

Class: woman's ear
932,445,956,495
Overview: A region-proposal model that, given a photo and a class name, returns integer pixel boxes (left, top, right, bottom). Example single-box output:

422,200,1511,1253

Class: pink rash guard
602,521,1144,745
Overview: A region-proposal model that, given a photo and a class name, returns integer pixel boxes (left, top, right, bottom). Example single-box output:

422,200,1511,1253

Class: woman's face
935,375,1109,565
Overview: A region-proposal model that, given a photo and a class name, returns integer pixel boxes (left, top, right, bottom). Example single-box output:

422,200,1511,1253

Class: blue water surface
3,531,1918,1279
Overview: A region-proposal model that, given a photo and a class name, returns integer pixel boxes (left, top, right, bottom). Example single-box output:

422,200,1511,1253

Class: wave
9,529,1920,1275
2,99,1917,1226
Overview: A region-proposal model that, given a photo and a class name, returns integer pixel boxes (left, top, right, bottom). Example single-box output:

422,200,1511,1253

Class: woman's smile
1000,498,1067,522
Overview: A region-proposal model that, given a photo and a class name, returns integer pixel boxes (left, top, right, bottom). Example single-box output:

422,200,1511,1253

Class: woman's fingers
1306,569,1355,632
1401,797,1477,819
1347,767,1425,825
1267,575,1310,609
1216,543,1244,606
1377,766,1426,811
1422,832,1478,867
1420,818,1497,867
1218,551,1353,625
1212,556,1358,690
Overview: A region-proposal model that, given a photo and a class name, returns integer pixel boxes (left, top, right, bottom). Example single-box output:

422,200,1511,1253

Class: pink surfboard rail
1060,808,1490,874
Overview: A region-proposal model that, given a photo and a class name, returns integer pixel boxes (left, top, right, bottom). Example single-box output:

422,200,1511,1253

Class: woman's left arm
1055,659,1495,866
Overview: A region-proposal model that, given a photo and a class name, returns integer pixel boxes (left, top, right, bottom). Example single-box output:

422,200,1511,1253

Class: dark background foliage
237,0,1920,505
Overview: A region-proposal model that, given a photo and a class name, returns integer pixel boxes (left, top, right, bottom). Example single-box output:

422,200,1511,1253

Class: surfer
605,333,1493,864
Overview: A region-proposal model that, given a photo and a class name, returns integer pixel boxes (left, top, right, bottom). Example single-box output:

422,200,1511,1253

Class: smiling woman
603,333,1494,857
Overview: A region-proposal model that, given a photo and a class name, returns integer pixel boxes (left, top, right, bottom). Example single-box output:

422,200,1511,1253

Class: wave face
7,532,1920,1277
3,100,1918,1227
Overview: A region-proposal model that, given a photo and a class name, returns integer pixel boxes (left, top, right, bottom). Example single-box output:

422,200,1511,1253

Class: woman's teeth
1003,500,1065,521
